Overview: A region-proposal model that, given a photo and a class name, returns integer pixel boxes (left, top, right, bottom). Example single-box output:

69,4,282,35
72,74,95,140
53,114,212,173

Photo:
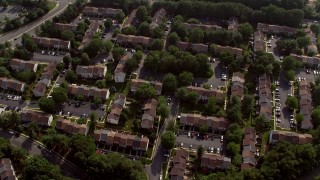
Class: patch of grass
261,132,269,155
162,161,169,179
179,101,204,114
77,118,87,124
48,1,57,10
124,119,133,131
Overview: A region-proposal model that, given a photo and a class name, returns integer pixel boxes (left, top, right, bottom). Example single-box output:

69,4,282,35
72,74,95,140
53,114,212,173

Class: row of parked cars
6,95,22,101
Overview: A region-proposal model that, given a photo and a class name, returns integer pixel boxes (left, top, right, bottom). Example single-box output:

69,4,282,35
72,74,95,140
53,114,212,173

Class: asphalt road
276,71,292,129
194,61,225,89
0,130,83,179
145,97,179,180
0,0,72,42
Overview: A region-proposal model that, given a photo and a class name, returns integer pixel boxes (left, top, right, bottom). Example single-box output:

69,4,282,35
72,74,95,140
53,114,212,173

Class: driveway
0,130,84,179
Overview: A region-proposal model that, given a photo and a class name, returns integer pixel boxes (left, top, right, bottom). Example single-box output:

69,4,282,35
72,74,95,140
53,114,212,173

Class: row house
94,129,149,151
107,93,126,125
241,127,257,170
180,113,229,131
123,9,137,28
33,36,70,50
258,74,272,122
213,44,243,57
0,159,17,180
0,78,25,93
254,31,265,52
183,23,222,31
175,41,208,53
76,65,107,79
299,80,313,129
10,58,38,72
82,6,123,17
33,62,57,97
114,57,128,83
55,23,78,32
131,79,162,95
20,110,53,126
56,118,89,135
170,149,188,180
78,20,100,50
269,130,313,144
151,8,166,29
257,23,298,35
141,99,158,130
201,153,231,171
67,84,110,100
117,34,154,47
186,86,224,102
290,54,320,67
231,72,245,99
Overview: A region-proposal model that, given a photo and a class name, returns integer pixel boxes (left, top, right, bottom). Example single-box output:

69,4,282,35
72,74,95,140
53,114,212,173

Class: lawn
123,119,133,131
47,1,57,10
179,101,205,114
261,132,270,155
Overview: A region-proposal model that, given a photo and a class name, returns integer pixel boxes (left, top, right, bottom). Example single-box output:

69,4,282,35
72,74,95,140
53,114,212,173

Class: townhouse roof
94,130,149,150
170,149,188,179
33,81,47,96
269,130,313,144
20,110,52,126
175,41,209,53
32,36,70,49
55,23,78,31
131,79,163,93
151,8,166,29
186,86,225,101
117,34,154,46
0,158,16,180
201,153,231,170
123,9,137,28
82,6,123,16
10,58,38,72
184,23,222,31
56,118,88,135
214,44,243,56
67,84,109,100
76,65,106,78
257,23,298,34
180,113,229,129
0,77,25,92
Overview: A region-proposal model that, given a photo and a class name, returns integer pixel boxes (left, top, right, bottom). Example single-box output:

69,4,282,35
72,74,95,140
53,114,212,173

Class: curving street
0,0,72,43
0,130,84,180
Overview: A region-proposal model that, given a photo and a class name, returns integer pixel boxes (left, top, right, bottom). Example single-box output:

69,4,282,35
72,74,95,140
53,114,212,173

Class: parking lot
194,61,226,90
275,71,293,129
33,50,65,63
176,130,225,154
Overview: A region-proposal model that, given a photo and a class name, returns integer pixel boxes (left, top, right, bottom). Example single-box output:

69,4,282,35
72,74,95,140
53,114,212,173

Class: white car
216,148,220,154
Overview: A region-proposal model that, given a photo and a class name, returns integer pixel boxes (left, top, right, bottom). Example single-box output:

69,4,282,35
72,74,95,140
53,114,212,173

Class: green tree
88,113,97,135
238,23,253,41
112,47,125,61
285,70,295,81
255,115,268,133
0,67,10,77
23,156,66,180
242,94,255,119
157,103,169,119
61,30,75,41
65,70,77,83
226,123,243,144
115,11,126,23
136,6,148,22
168,32,180,45
80,53,90,65
161,131,176,150
138,22,151,36
178,71,194,86
282,56,302,71
297,36,311,49
38,97,55,113
286,96,298,109
150,39,163,51
296,113,303,124
16,70,34,83
199,125,208,133
163,73,178,94
186,91,199,105
227,96,242,124
51,87,68,105
63,55,72,66
197,145,204,159
313,86,320,106
166,120,178,133
312,108,320,128
220,50,234,68
125,58,138,72
190,28,204,43
104,18,113,30
1,0,8,9
102,40,113,53
22,33,37,52
227,142,240,157
135,83,157,100
93,96,102,106
205,96,216,115
84,38,103,57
